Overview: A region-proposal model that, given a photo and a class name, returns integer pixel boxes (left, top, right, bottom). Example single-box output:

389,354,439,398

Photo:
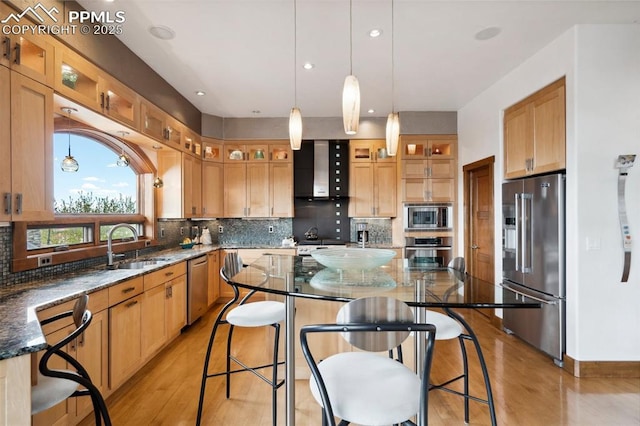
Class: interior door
464,157,495,309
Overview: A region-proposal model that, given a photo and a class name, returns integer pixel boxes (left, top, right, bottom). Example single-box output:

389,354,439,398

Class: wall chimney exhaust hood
294,140,349,200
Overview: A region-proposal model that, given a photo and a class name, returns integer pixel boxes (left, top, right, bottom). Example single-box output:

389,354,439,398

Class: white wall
457,25,640,361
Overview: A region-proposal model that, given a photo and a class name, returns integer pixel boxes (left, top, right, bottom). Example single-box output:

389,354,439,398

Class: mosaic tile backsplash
0,217,391,287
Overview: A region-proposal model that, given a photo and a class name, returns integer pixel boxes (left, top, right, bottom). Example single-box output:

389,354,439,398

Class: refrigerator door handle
521,193,533,273
501,283,558,305
515,193,520,272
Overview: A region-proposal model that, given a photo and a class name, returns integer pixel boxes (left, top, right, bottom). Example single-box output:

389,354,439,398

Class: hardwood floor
81,305,640,425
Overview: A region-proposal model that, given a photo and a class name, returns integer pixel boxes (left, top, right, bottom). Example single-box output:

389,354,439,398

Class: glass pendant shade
385,112,400,156
289,107,303,150
117,152,130,167
153,177,164,188
61,153,79,172
342,75,360,135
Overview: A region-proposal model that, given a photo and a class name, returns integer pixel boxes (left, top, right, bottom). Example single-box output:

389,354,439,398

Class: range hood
313,140,329,197
293,140,349,200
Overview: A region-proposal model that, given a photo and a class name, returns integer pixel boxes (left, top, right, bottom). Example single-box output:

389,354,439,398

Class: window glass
27,225,93,250
53,133,137,214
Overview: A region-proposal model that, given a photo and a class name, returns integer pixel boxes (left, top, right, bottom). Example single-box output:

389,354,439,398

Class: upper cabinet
2,70,54,221
400,135,457,203
97,75,139,129
202,139,224,218
54,47,100,111
348,140,397,217
504,77,566,179
156,150,202,219
1,31,55,87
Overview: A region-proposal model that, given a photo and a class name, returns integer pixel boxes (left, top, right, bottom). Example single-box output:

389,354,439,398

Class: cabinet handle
125,300,138,308
100,92,105,109
427,147,432,157
15,193,22,215
13,42,20,64
78,331,85,347
164,271,174,277
166,287,171,298
122,287,136,294
3,193,10,215
2,37,9,60
105,94,110,110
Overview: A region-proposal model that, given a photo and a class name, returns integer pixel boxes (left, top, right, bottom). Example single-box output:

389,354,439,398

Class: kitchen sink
114,260,159,269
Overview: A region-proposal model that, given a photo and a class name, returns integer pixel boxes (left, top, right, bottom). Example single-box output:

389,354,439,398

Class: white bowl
310,248,396,270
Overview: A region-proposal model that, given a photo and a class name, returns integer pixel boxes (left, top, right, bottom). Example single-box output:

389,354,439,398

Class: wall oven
404,203,453,231
404,236,452,268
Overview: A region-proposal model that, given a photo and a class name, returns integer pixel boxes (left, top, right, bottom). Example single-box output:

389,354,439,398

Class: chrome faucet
107,223,139,268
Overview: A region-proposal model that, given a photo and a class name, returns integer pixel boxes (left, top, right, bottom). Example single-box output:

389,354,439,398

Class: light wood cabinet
54,47,101,112
207,250,220,306
166,274,187,338
349,140,397,217
97,75,139,128
504,77,566,179
0,66,10,222
400,135,457,203
108,277,144,389
3,71,54,221
141,99,191,149
202,161,224,218
157,151,202,218
0,22,55,87
224,163,270,218
141,283,167,359
270,162,294,217
0,355,31,426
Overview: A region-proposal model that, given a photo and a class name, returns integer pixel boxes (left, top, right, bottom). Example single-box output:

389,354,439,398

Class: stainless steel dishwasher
187,255,209,325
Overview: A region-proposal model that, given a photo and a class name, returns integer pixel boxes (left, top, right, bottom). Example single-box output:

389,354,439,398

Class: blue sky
53,133,137,204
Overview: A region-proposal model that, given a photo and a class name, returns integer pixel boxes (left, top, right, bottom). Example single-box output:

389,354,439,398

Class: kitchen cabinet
141,262,187,359
349,140,397,217
2,70,54,221
270,162,294,217
141,99,184,149
0,355,31,426
97,75,139,128
400,135,457,203
504,77,566,179
157,150,202,218
54,47,101,112
109,277,144,389
0,19,55,87
202,139,224,218
183,127,202,156
224,162,270,218
208,250,220,306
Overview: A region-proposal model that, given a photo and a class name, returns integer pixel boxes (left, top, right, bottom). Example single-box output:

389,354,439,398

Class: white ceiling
77,0,640,119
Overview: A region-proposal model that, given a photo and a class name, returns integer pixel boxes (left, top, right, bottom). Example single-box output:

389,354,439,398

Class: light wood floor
81,305,640,426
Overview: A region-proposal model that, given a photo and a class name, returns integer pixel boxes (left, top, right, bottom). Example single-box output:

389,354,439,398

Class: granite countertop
0,245,218,361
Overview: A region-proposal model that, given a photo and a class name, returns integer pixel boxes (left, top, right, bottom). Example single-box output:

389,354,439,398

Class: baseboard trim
563,355,640,378
490,313,640,378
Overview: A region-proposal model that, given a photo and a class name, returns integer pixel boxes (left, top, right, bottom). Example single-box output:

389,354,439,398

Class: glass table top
227,254,540,309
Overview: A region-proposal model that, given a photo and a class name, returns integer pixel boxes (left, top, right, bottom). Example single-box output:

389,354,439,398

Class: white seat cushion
226,301,285,327
31,372,80,414
309,351,421,425
425,310,464,340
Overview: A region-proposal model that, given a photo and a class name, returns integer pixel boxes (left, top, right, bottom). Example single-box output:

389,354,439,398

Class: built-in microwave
404,203,453,231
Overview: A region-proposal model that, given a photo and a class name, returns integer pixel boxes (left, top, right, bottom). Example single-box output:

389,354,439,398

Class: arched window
14,123,158,271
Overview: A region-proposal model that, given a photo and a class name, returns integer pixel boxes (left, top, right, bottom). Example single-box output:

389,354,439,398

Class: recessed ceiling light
367,109,375,114
149,25,175,40
303,62,314,70
369,29,382,38
475,27,501,41
195,91,206,96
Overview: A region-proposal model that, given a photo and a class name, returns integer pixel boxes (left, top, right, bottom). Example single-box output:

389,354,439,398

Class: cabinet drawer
37,289,108,335
108,277,144,307
143,262,187,291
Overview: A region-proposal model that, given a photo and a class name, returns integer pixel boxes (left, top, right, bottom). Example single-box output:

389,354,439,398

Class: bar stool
196,252,285,426
31,294,111,426
426,257,497,425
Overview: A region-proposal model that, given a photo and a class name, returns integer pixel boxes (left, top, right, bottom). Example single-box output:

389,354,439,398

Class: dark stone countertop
0,245,218,361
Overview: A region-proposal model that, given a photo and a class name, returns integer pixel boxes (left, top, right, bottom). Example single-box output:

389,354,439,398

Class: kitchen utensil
305,227,318,240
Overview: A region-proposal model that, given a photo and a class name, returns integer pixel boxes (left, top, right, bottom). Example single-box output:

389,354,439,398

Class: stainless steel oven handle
500,283,558,305
515,193,520,272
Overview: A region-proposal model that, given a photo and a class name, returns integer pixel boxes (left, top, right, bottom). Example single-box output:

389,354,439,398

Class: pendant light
60,107,79,172
342,0,360,135
153,177,164,188
289,0,302,150
116,131,130,167
385,0,400,156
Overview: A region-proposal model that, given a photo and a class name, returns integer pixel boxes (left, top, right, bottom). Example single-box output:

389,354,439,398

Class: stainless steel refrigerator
502,173,565,366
